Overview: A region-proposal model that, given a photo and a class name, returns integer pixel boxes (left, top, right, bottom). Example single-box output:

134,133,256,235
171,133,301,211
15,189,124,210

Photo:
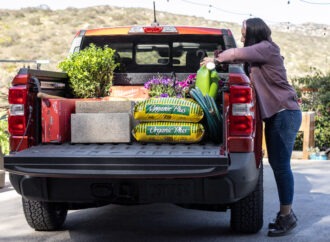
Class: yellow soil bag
134,97,203,122
132,122,205,143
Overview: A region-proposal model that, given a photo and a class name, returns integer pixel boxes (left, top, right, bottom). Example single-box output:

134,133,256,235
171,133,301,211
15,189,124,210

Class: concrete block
76,100,133,113
71,113,131,143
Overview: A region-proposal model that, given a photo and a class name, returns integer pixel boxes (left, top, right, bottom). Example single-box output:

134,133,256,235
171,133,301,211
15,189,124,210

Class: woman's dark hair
244,18,271,47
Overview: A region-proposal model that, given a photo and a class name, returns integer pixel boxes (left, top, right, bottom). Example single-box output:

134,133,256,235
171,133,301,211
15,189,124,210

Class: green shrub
58,44,119,98
0,115,9,155
28,16,41,25
0,36,13,47
292,69,330,150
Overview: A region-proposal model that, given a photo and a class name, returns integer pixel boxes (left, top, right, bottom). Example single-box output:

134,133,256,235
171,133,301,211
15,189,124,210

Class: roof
83,26,231,36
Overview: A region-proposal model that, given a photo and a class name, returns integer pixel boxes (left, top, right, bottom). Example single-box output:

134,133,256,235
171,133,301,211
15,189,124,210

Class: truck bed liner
5,143,228,178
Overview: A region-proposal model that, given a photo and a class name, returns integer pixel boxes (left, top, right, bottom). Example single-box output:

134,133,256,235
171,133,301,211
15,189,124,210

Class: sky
0,0,329,25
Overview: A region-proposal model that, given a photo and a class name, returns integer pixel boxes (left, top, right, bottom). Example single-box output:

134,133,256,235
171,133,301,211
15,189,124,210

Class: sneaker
268,210,297,237
268,212,280,229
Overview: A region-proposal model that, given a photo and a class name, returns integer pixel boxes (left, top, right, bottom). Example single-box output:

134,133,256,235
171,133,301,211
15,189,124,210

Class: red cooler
41,99,77,143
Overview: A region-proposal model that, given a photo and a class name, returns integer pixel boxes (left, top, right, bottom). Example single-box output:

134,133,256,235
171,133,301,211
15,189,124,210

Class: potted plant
58,44,119,98
144,74,196,98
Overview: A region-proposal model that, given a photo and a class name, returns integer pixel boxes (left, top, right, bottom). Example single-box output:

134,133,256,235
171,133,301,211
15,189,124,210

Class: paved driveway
0,159,329,242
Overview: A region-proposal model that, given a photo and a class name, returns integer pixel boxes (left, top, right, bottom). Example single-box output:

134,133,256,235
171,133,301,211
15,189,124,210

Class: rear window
80,35,225,73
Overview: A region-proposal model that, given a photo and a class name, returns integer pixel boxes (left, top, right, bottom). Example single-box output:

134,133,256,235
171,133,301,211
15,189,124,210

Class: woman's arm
201,41,270,65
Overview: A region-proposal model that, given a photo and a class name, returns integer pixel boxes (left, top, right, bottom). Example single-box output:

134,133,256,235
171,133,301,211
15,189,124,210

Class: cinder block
76,100,133,113
71,113,131,143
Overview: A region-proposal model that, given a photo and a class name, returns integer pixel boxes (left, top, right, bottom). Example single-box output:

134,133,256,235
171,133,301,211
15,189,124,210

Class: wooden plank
262,111,315,159
302,112,315,159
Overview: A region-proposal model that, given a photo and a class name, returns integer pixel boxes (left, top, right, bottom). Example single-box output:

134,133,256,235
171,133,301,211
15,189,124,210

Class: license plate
140,180,194,203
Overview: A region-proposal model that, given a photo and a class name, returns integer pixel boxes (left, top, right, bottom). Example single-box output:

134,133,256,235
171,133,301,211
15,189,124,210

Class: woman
202,18,302,237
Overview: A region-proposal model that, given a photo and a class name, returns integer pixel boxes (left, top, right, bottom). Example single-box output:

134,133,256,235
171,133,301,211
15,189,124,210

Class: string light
299,0,330,5
166,0,328,34
288,0,330,4
181,0,251,16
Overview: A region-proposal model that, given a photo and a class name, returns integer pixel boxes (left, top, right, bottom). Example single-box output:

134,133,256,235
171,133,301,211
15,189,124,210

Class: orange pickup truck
5,24,263,233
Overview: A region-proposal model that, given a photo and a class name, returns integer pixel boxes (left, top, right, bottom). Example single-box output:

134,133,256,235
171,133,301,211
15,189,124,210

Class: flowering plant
175,74,197,98
144,74,196,98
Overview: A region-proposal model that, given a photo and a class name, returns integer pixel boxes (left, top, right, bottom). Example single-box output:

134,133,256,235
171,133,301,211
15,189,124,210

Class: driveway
0,159,329,242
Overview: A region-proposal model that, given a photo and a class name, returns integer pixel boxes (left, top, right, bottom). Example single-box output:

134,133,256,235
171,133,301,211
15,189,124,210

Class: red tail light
229,85,254,136
12,73,29,85
230,85,252,103
8,115,26,135
228,82,255,153
229,116,253,136
9,86,27,104
8,85,28,137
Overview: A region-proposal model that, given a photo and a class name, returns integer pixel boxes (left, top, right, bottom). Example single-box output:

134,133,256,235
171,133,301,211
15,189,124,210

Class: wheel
230,165,263,233
22,197,68,231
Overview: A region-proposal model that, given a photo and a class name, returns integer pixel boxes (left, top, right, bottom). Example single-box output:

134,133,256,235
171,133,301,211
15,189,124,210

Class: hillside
0,5,329,93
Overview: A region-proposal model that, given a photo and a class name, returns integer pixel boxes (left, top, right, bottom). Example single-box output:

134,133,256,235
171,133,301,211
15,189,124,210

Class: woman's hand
200,57,214,66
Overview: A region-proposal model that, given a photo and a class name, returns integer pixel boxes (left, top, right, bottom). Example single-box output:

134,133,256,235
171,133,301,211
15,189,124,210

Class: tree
292,68,330,150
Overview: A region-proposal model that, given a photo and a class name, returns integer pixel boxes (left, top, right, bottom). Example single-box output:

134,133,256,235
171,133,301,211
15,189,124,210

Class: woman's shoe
268,210,297,237
268,212,280,229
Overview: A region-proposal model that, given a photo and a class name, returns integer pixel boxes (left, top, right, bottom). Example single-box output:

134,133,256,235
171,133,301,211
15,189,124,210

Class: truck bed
5,142,228,178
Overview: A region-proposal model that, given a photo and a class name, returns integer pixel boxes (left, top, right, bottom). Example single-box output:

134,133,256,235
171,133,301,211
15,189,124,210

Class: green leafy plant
58,44,119,98
292,68,330,150
307,146,320,155
0,115,9,155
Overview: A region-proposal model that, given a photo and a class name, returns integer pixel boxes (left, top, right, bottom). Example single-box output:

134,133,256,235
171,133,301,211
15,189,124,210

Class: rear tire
22,197,68,231
230,165,263,233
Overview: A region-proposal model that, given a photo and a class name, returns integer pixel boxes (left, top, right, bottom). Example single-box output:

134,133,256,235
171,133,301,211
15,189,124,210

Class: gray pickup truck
5,24,263,233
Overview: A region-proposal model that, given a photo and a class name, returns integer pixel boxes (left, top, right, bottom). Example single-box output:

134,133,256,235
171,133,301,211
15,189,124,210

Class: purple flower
188,74,196,79
145,74,196,98
160,93,169,97
144,82,151,89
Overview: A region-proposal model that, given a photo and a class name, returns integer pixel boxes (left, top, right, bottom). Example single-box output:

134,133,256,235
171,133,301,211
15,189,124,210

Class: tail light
8,86,28,135
229,115,253,136
227,83,255,153
129,26,178,34
229,85,253,136
8,74,30,151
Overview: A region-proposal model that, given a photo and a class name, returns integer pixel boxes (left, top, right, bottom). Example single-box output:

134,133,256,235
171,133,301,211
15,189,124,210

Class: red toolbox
41,99,77,143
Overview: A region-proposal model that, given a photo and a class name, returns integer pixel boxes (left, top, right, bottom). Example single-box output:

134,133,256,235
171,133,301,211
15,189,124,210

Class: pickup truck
5,25,264,233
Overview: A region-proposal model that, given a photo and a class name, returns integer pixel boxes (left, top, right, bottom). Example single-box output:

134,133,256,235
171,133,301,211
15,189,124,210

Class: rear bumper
4,143,227,178
7,151,260,205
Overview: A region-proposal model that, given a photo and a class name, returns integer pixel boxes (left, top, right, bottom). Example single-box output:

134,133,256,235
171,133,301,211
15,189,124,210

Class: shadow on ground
1,161,330,242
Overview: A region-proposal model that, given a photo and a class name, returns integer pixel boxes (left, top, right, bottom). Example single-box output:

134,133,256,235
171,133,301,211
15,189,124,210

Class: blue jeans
264,110,302,205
